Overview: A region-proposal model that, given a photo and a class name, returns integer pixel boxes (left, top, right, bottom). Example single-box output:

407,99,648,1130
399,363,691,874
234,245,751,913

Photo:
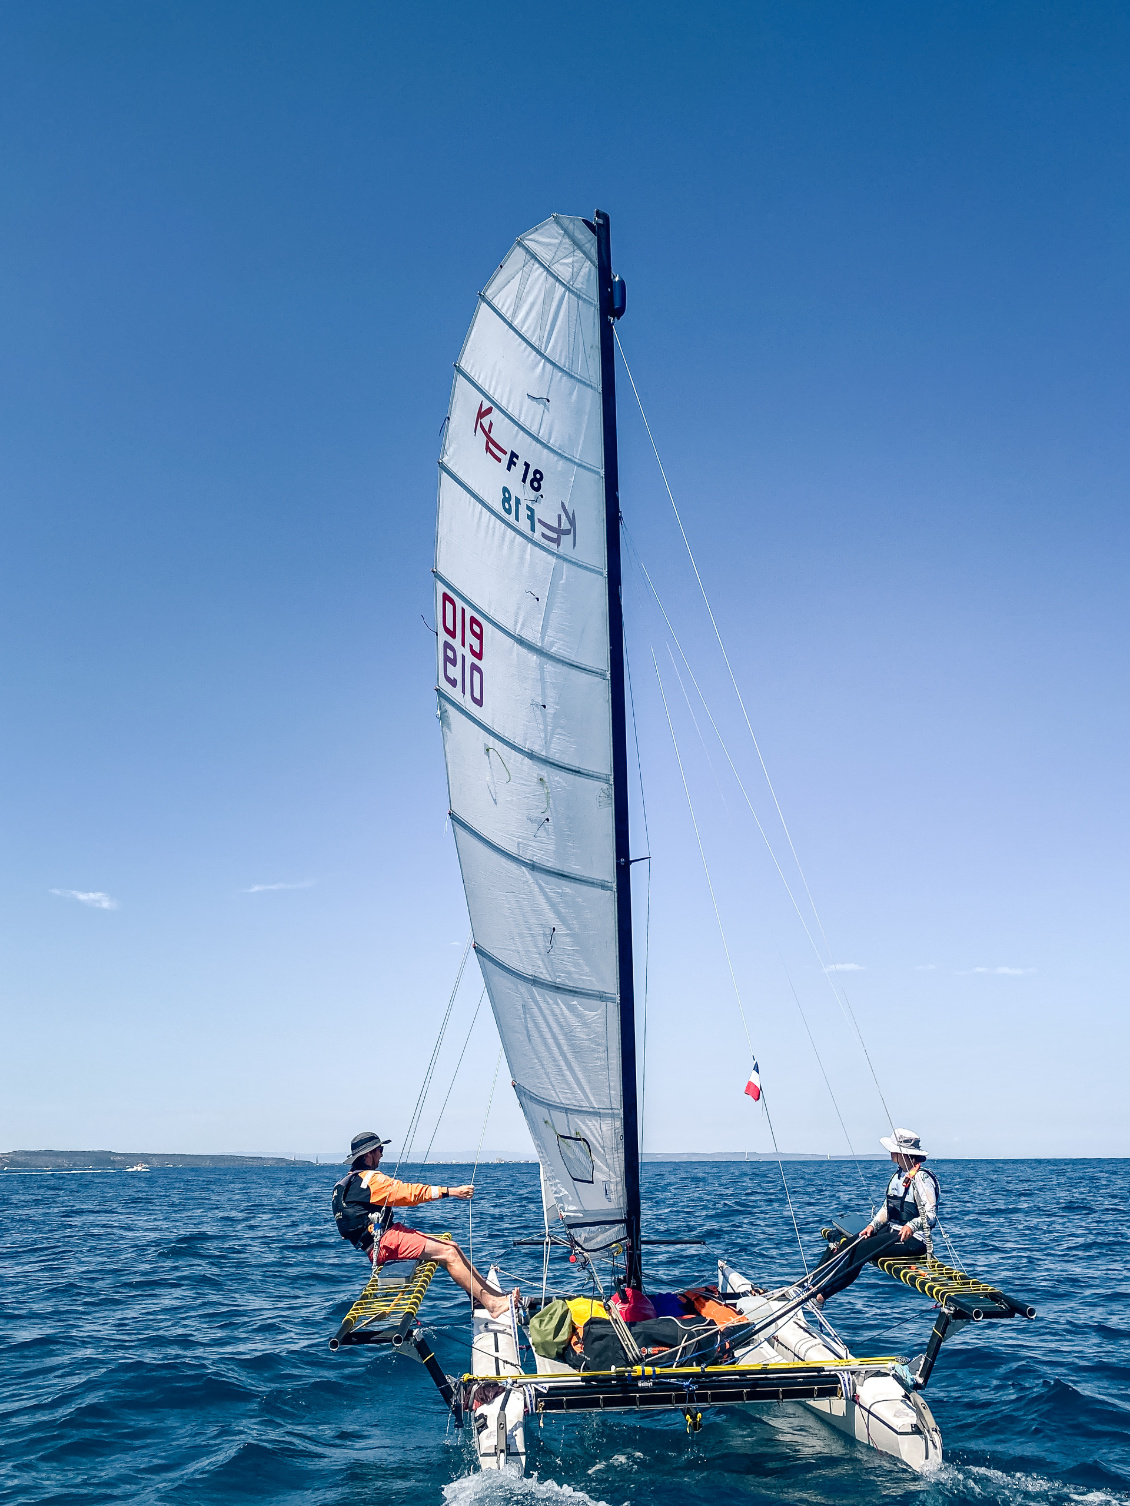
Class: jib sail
435,213,639,1261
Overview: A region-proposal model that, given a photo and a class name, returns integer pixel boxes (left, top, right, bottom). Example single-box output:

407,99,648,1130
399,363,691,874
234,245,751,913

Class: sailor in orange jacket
331,1130,517,1318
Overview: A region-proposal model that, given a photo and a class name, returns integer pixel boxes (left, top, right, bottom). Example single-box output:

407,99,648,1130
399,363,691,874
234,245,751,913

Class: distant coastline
1,1150,314,1171
1,1148,885,1171
642,1151,886,1161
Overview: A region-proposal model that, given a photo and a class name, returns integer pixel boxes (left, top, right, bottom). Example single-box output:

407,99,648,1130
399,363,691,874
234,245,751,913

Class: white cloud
973,966,1036,976
914,963,938,971
243,880,317,893
51,889,118,910
824,962,864,973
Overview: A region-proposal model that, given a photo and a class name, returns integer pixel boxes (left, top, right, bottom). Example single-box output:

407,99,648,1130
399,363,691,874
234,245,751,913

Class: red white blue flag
743,1062,762,1101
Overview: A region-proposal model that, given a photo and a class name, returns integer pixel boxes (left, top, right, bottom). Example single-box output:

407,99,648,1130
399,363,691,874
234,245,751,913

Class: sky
1,2,1127,1162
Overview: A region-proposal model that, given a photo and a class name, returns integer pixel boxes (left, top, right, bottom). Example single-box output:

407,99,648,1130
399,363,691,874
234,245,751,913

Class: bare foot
481,1287,521,1319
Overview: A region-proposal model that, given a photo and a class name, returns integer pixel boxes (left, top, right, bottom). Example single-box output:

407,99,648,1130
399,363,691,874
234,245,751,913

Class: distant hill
1,1149,313,1170
642,1151,885,1161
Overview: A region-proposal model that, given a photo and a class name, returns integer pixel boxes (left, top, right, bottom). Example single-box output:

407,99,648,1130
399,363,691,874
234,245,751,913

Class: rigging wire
419,986,488,1167
665,638,870,1189
652,646,809,1275
622,522,894,1139
394,931,473,1175
467,1043,504,1307
615,330,896,1137
773,941,871,1200
623,636,653,1149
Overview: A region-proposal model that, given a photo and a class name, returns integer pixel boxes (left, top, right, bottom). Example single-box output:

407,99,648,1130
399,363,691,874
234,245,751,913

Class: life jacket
885,1167,941,1227
331,1172,371,1249
682,1288,747,1327
331,1171,396,1252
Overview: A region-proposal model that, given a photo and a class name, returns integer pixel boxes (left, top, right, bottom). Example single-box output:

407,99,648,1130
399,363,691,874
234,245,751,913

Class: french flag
743,1061,762,1101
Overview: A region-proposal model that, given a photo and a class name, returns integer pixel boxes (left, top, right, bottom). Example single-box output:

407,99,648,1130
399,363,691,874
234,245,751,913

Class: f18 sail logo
473,401,577,551
441,592,484,708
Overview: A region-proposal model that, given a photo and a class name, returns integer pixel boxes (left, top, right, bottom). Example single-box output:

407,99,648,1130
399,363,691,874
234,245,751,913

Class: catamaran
330,210,1033,1475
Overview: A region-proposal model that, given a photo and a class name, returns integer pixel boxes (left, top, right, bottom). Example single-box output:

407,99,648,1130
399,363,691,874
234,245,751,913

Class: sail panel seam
476,295,600,392
437,461,605,577
513,1081,619,1117
549,214,599,265
514,236,599,306
453,366,603,476
450,810,615,891
433,568,609,679
436,690,610,783
474,944,617,1003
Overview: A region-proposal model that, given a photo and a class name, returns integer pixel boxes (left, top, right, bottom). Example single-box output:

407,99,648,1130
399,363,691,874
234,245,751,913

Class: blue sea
2,1159,1127,1505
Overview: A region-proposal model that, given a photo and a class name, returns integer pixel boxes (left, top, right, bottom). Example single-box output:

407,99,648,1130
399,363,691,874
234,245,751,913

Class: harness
885,1166,941,1228
331,1171,396,1253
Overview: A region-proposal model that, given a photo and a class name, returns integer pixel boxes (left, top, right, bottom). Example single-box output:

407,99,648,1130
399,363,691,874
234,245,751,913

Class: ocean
2,1159,1126,1505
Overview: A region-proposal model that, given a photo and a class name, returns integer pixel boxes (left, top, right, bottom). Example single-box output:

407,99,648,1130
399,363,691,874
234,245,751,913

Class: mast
593,209,642,1289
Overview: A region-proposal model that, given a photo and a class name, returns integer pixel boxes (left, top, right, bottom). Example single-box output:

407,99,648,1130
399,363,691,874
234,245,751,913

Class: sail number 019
441,592,485,707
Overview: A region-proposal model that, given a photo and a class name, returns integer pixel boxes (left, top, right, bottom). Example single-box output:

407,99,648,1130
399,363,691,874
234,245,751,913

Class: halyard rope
615,331,896,1138
624,634,653,1150
467,1043,504,1308
652,648,809,1275
420,986,487,1166
394,931,473,1176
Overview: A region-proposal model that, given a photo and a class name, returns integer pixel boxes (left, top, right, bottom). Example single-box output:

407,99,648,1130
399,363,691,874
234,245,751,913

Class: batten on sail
436,214,635,1255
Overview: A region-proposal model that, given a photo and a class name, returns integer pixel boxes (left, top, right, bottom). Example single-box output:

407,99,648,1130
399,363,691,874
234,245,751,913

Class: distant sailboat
331,210,1034,1477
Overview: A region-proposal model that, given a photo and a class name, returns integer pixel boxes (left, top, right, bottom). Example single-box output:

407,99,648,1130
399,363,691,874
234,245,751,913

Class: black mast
593,208,642,1290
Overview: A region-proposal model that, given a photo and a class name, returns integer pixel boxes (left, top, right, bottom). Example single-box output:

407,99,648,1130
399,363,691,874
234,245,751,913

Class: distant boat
124,1163,151,1173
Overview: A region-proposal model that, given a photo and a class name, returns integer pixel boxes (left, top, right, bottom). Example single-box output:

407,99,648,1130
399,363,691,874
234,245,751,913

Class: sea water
1,1159,1126,1505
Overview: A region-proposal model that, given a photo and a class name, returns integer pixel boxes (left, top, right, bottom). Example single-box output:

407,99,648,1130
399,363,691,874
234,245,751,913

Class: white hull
469,1267,526,1473
466,1258,940,1478
719,1262,941,1474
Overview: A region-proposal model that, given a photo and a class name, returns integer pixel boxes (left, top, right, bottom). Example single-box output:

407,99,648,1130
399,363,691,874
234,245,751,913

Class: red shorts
373,1222,429,1265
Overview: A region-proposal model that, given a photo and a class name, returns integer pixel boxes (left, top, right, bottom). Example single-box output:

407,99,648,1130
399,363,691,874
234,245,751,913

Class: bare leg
420,1237,519,1318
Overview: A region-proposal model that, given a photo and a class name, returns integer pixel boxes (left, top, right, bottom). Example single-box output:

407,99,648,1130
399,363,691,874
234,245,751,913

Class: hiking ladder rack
819,1228,1036,1388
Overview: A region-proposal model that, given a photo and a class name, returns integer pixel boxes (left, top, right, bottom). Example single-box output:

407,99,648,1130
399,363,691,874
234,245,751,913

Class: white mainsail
435,215,628,1252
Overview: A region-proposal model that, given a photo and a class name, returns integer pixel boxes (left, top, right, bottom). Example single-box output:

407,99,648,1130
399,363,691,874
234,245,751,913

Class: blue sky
2,2,1126,1161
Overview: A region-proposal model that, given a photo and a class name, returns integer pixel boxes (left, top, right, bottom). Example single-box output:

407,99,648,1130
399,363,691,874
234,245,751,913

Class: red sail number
441,592,484,708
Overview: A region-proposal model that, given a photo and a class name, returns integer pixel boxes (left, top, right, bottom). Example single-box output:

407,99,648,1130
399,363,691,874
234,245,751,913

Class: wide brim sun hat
344,1132,391,1164
879,1127,928,1158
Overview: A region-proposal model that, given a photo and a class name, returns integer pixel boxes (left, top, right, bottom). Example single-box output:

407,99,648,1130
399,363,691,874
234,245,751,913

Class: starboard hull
718,1263,942,1473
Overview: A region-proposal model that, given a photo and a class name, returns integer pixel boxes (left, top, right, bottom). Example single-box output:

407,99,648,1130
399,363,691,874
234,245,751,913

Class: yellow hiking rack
819,1226,1036,1387
873,1252,1036,1321
329,1235,450,1350
329,1238,457,1413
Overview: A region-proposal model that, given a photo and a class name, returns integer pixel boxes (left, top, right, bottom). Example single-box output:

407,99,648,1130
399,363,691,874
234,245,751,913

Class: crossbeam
461,1358,899,1418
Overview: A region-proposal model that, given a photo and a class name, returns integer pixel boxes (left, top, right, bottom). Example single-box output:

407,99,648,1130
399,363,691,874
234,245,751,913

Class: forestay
435,214,627,1252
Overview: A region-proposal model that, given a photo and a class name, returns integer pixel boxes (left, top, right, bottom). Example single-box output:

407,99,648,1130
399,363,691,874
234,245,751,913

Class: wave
444,1474,612,1506
933,1463,1130,1506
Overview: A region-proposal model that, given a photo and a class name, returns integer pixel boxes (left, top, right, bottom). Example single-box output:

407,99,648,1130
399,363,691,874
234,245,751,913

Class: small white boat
124,1163,151,1172
332,209,1032,1478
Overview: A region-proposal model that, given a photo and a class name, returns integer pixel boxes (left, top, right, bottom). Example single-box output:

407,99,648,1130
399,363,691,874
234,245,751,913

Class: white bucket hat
879,1127,928,1158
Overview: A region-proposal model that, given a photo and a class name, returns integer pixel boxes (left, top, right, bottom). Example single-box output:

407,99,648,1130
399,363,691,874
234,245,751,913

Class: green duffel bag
528,1298,575,1359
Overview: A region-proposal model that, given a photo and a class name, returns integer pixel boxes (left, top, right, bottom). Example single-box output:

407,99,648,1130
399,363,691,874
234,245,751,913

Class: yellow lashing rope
340,1234,451,1335
460,1355,900,1382
873,1252,1006,1305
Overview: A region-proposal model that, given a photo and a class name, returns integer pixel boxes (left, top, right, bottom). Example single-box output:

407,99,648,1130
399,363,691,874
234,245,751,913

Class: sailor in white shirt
812,1128,941,1305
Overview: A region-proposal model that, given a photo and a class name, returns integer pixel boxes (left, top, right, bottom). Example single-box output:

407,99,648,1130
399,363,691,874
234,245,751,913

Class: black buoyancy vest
885,1167,941,1227
331,1172,374,1250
